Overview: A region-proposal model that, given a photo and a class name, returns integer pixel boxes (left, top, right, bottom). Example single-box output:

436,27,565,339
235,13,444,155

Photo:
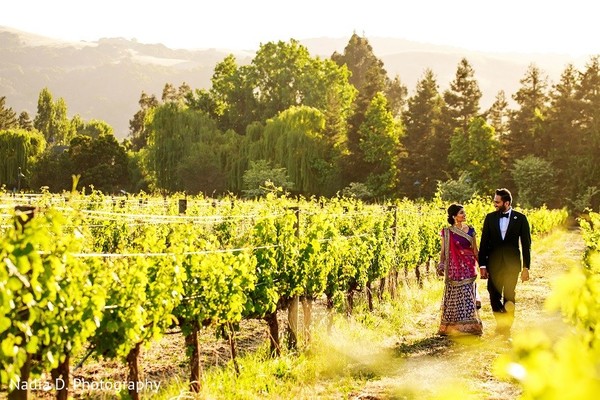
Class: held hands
479,268,488,279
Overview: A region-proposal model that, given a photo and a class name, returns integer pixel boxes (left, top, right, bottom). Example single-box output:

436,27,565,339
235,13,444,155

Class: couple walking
437,188,531,337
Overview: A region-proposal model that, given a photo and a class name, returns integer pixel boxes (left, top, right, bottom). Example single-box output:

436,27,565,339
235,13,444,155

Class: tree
544,63,582,206
486,90,510,141
438,173,478,203
572,56,600,210
443,58,482,133
33,88,54,142
0,128,46,189
386,75,408,118
177,143,227,196
357,92,404,198
18,111,34,131
511,155,555,208
77,119,114,138
400,69,446,198
162,82,191,104
332,33,402,184
33,88,73,145
188,41,356,139
0,96,18,130
507,64,549,160
242,106,341,195
146,103,226,193
192,54,257,134
48,97,73,145
242,160,293,198
449,117,501,194
68,134,130,193
129,91,159,151
30,147,73,192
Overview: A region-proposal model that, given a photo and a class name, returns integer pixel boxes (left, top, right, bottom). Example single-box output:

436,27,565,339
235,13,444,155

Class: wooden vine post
286,206,300,350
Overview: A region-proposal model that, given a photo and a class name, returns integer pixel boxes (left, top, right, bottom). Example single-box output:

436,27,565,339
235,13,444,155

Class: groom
478,188,531,337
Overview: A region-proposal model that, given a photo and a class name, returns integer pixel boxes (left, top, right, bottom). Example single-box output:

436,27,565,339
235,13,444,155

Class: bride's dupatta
443,226,478,283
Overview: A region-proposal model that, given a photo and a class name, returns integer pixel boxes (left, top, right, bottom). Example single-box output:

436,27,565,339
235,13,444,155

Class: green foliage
526,206,568,236
192,40,356,140
438,173,478,204
0,128,46,188
449,116,501,194
0,209,105,388
0,96,18,130
242,160,293,198
76,119,114,138
146,103,226,193
443,58,482,133
177,143,227,196
400,69,446,198
332,34,395,185
511,155,555,208
341,182,373,200
241,106,341,195
507,64,549,160
0,192,567,394
33,88,73,145
17,112,33,131
358,92,404,198
567,186,600,215
29,147,72,192
485,90,510,139
68,133,130,193
129,91,160,151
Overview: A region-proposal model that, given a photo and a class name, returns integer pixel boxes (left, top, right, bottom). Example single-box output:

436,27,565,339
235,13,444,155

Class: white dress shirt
500,208,512,240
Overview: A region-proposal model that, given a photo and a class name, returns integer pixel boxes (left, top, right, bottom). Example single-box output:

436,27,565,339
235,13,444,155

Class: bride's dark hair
447,203,464,225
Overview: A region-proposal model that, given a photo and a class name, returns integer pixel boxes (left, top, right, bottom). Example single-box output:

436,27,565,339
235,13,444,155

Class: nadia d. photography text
10,378,161,393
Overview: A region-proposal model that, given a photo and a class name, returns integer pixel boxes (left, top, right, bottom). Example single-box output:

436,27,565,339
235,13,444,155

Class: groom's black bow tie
500,213,510,218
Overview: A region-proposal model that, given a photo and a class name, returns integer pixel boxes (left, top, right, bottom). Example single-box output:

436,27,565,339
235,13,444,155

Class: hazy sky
2,0,600,57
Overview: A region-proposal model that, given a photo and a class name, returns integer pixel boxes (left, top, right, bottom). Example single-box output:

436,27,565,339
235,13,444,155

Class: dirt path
350,228,583,400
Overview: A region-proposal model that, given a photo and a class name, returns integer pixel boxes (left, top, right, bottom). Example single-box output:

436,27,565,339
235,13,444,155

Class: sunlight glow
507,362,527,381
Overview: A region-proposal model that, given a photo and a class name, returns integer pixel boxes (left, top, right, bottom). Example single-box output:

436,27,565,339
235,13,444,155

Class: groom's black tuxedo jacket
478,209,531,272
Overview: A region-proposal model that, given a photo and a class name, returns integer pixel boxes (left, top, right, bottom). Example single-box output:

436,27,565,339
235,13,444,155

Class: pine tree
33,88,54,141
0,96,18,130
129,91,159,151
358,93,404,198
401,69,446,198
332,33,398,184
18,111,34,131
486,90,510,141
544,63,581,205
507,64,549,160
572,56,600,209
443,58,482,134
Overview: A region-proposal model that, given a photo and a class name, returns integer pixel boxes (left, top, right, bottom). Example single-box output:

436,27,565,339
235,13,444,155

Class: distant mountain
0,26,590,139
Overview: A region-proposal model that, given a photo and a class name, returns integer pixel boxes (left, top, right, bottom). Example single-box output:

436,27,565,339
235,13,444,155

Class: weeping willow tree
145,103,231,193
0,128,46,188
233,106,342,196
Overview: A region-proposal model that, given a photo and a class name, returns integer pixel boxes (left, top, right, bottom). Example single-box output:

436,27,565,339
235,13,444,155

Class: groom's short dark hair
496,188,512,204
